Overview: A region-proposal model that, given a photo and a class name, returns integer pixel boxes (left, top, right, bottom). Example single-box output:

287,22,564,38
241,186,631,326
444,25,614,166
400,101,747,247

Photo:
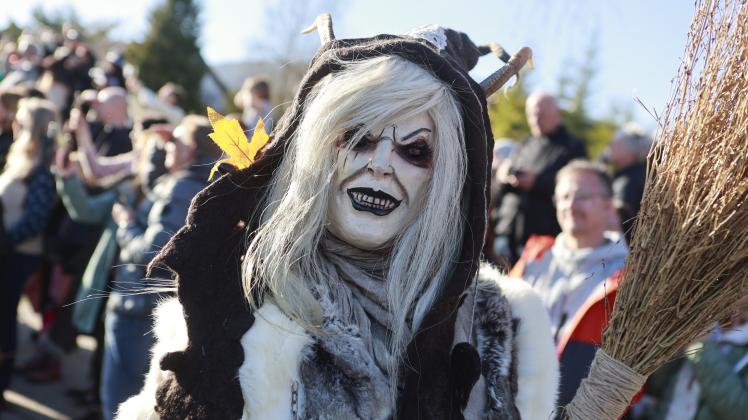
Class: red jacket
510,234,624,409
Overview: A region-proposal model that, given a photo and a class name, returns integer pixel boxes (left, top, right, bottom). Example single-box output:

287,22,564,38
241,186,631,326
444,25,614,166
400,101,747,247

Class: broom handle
563,349,647,420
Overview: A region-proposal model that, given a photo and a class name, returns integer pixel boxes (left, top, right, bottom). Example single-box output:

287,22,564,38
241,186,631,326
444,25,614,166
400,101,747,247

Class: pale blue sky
3,0,694,128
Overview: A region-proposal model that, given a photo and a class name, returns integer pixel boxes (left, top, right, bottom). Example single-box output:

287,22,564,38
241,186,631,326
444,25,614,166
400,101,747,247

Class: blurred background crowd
0,1,746,419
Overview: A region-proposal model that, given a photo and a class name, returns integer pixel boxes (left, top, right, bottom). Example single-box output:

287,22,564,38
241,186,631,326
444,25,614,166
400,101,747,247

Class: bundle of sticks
565,0,748,418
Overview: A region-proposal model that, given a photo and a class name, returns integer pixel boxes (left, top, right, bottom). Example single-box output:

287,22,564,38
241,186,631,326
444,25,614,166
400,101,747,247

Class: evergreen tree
483,40,632,158
556,38,621,158
0,21,23,44
125,0,206,112
487,73,531,141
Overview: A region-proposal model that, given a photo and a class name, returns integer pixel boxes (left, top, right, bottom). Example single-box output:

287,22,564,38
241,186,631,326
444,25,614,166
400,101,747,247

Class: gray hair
614,122,653,161
242,55,467,396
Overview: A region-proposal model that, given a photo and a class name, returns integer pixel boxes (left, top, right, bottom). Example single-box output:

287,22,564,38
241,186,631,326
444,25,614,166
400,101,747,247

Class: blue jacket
108,162,211,316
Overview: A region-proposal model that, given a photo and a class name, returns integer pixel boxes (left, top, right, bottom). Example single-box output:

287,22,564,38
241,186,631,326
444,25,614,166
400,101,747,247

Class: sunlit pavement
2,299,96,420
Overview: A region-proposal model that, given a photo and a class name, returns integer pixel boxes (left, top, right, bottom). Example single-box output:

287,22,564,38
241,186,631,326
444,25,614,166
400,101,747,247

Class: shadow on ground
2,299,97,420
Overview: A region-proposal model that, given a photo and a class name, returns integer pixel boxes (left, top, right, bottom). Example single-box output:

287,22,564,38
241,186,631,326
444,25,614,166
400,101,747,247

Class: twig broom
565,0,748,418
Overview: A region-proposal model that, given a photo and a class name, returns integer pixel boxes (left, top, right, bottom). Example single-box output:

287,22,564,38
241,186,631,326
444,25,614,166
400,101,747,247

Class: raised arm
70,109,134,183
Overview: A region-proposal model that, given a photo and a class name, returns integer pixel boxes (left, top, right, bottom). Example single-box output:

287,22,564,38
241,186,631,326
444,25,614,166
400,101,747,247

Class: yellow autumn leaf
206,107,270,180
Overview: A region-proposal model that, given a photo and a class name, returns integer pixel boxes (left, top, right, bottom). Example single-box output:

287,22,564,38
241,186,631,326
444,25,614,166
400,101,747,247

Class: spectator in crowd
491,138,516,181
99,115,220,420
67,86,132,178
603,122,652,244
37,27,63,59
17,87,131,385
0,34,42,89
493,91,586,264
65,44,96,94
12,85,133,388
0,40,17,80
69,106,133,186
88,86,133,157
509,160,627,411
486,138,516,265
37,46,74,114
37,43,96,118
0,98,58,405
637,294,748,419
0,88,22,168
90,50,126,90
127,76,186,126
234,77,273,131
51,119,169,415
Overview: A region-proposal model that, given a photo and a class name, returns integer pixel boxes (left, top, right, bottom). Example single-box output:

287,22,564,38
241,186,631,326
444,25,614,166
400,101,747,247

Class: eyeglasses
552,192,611,206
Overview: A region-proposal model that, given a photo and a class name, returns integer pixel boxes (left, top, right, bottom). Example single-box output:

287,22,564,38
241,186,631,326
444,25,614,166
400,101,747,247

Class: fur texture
238,303,312,420
123,266,558,420
299,319,391,419
239,302,392,419
116,298,188,420
473,275,519,419
481,264,560,420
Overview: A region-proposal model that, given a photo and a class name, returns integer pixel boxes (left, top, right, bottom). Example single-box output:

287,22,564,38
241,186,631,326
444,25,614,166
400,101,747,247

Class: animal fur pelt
118,264,558,420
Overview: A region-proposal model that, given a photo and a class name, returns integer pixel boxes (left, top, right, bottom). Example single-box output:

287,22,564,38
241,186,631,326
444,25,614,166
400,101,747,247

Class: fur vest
118,264,558,419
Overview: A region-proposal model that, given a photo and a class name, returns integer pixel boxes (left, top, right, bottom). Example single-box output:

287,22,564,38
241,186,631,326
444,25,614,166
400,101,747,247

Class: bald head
526,92,562,137
96,86,128,126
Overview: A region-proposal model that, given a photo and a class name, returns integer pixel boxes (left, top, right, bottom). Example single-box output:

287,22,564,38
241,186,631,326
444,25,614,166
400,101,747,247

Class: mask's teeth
350,190,398,211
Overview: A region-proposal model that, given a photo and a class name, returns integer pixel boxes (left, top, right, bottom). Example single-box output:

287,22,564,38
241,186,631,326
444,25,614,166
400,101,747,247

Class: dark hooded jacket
146,27,525,419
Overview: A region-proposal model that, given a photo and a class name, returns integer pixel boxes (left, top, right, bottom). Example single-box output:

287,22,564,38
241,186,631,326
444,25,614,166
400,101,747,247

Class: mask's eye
397,141,433,167
340,126,377,152
340,126,376,151
352,133,378,151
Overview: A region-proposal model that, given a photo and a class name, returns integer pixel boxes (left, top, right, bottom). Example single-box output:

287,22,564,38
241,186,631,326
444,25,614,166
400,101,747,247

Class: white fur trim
406,25,448,51
238,302,313,420
479,264,560,420
116,297,188,420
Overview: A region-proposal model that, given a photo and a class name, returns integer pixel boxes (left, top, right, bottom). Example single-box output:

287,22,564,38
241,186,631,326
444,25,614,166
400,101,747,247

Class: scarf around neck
297,233,405,418
318,233,399,373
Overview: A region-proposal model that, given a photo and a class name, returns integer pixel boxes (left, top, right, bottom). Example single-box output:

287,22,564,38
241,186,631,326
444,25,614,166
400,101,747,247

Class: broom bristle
603,0,748,376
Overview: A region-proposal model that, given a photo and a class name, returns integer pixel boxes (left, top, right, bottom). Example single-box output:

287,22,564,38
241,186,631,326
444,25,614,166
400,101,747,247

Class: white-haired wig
243,55,467,384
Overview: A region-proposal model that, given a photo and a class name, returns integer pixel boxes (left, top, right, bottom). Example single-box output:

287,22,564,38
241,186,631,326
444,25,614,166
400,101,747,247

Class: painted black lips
347,187,402,216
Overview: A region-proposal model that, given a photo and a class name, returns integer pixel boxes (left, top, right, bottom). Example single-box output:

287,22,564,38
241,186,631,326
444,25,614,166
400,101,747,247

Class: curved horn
478,42,512,63
480,47,533,98
301,13,335,44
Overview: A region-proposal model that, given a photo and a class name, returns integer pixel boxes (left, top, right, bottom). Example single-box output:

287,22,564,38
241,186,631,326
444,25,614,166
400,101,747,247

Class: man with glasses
509,159,628,411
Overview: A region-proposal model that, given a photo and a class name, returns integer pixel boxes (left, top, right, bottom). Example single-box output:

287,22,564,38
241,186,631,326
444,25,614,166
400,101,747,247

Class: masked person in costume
118,17,559,419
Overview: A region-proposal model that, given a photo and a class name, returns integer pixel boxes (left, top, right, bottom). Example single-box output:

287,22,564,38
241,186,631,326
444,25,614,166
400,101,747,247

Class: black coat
613,161,646,243
492,126,586,261
90,123,133,157
0,130,12,169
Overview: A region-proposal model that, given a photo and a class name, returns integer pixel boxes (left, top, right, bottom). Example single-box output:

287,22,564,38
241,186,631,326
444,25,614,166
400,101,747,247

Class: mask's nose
367,140,394,177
